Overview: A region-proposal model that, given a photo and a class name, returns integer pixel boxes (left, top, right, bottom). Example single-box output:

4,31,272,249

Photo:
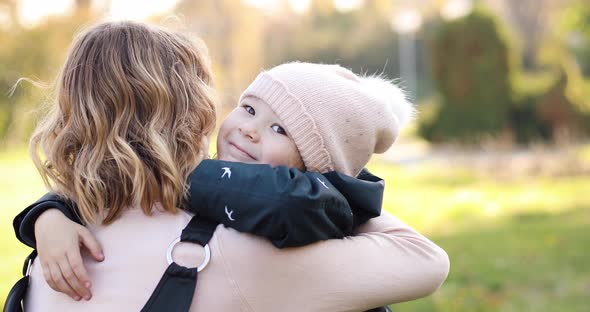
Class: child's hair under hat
239,62,415,176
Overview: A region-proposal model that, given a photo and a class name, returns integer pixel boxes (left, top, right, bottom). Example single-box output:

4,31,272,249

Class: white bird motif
221,167,232,179
316,177,329,189
225,205,235,221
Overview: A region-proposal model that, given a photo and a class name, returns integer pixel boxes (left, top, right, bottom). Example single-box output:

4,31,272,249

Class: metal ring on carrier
25,258,33,276
166,237,211,272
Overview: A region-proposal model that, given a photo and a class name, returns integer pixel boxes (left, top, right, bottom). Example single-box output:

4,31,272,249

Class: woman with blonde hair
9,21,448,311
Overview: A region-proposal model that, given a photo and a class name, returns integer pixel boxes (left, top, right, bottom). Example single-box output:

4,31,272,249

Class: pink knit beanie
239,62,415,176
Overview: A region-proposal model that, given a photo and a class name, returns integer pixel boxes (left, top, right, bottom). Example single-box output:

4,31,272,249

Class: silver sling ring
166,237,211,272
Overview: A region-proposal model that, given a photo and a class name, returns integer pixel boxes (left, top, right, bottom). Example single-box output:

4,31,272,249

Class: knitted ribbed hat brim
239,72,334,173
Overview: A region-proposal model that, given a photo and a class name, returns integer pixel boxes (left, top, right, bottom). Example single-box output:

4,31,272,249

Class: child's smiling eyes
242,103,288,136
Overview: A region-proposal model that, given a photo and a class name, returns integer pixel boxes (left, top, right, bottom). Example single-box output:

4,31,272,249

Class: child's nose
238,123,259,142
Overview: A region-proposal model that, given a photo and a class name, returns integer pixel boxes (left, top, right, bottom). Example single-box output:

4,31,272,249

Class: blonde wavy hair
30,21,217,225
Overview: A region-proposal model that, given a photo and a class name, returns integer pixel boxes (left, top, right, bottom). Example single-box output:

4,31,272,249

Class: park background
1,0,589,311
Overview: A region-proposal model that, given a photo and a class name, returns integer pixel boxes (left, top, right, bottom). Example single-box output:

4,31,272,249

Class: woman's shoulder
89,207,193,233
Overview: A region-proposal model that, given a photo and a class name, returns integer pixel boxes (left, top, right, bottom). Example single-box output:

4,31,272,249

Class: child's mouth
229,142,257,161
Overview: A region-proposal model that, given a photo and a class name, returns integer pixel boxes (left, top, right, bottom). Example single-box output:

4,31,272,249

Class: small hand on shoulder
35,209,105,301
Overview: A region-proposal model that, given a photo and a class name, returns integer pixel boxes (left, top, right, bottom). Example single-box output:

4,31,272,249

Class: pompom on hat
239,62,415,176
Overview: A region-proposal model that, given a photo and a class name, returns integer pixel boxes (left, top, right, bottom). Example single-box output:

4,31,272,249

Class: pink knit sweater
25,208,449,312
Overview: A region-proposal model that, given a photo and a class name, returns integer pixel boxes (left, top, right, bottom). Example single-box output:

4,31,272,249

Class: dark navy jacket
14,160,385,249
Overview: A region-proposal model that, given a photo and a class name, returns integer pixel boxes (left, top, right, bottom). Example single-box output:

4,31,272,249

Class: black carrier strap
141,216,217,312
3,250,37,312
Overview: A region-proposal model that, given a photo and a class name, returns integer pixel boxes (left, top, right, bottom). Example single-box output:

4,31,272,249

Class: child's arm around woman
210,210,449,311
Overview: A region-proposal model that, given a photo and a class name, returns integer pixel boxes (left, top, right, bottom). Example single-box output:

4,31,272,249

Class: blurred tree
175,0,264,113
422,6,515,142
502,0,553,70
559,0,590,77
263,0,439,98
512,53,590,143
510,0,590,142
0,2,95,147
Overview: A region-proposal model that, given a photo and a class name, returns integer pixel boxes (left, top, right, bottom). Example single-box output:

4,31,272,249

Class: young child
188,61,415,244
13,28,446,310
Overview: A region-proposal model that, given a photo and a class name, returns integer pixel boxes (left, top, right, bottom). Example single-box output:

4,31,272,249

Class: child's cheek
267,147,302,169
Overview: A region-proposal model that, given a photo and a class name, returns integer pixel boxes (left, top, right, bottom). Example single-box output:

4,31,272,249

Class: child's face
217,97,304,170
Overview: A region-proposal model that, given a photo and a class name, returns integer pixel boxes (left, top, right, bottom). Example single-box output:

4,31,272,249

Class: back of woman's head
30,21,217,224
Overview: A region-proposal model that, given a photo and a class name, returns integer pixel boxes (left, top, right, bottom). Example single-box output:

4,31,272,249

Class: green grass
365,160,590,312
393,208,590,311
0,149,46,306
367,160,590,237
1,149,589,311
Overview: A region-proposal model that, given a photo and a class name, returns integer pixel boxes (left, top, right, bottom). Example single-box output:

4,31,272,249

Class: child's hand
34,209,104,301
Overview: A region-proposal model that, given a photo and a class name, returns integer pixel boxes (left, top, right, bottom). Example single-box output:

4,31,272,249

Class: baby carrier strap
141,216,218,312
181,217,218,246
3,250,37,312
